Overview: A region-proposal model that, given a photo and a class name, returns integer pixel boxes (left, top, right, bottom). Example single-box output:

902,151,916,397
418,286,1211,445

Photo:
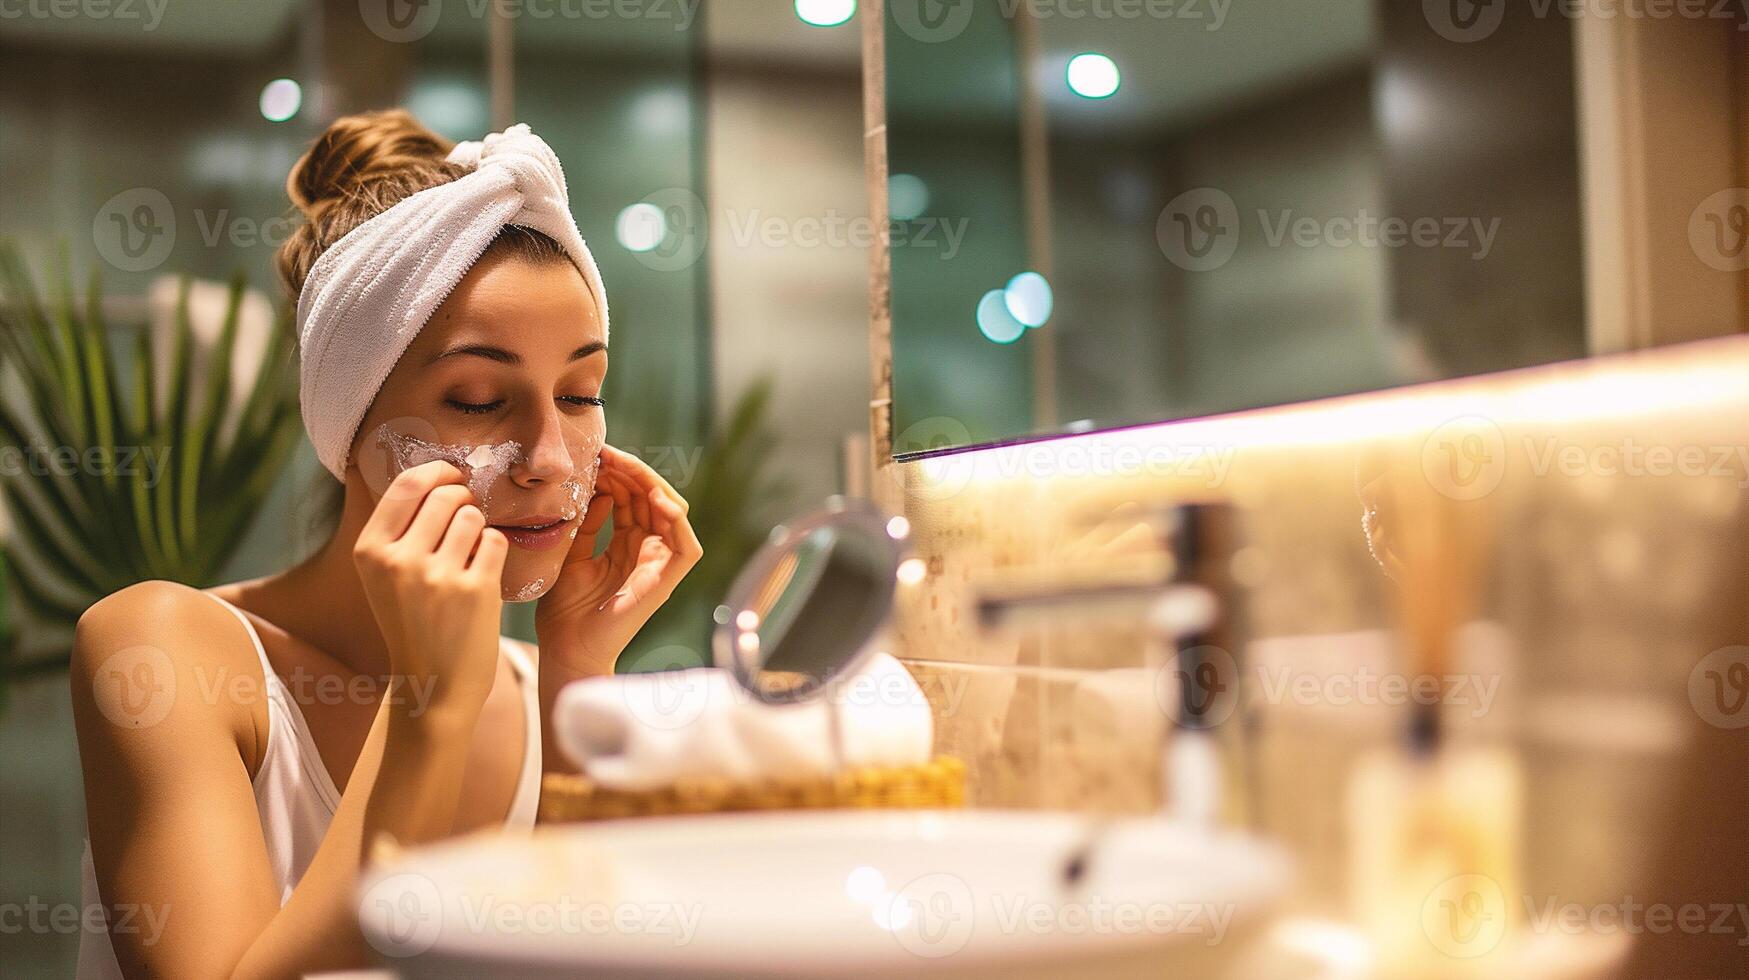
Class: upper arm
70,582,282,979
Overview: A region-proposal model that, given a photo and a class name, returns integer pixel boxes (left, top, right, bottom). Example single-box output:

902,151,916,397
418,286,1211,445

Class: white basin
358,809,1292,979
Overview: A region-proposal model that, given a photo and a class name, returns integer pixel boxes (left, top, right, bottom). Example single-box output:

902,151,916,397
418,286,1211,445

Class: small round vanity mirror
712,498,908,704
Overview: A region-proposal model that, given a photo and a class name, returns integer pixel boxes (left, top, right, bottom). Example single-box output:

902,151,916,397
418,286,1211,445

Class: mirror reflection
715,501,905,703
887,0,1589,453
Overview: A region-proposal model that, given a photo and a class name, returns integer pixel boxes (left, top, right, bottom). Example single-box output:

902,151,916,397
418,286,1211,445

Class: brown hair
276,108,567,303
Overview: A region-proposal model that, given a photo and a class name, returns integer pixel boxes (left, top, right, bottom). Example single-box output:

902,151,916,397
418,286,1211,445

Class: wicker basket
539,756,966,823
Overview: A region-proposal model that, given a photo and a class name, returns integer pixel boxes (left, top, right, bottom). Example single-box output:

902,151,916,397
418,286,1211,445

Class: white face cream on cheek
373,424,523,520
560,433,604,523
372,424,604,603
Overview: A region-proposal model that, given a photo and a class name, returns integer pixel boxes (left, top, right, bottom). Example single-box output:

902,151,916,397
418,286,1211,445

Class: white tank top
75,592,543,979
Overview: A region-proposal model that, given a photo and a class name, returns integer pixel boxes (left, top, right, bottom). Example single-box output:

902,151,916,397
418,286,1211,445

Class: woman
69,110,701,978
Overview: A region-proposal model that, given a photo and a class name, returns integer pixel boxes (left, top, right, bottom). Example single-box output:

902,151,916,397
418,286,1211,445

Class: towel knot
446,123,570,204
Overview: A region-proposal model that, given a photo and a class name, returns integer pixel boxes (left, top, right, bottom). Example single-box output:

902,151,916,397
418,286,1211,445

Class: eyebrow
428,341,607,366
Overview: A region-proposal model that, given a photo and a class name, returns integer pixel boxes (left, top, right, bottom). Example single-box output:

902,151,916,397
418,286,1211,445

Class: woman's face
351,249,607,601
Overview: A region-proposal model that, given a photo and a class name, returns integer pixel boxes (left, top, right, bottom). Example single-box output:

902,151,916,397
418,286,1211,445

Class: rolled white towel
552,653,933,792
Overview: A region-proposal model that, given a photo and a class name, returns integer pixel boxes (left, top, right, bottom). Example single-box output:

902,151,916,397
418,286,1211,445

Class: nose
508,409,576,488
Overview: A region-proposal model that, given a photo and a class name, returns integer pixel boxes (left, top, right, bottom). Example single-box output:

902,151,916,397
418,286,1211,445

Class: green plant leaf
0,245,303,681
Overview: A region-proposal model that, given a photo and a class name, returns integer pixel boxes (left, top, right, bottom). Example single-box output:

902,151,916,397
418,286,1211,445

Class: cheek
560,419,606,521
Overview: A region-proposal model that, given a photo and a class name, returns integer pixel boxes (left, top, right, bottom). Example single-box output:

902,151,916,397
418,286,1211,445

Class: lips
491,515,575,552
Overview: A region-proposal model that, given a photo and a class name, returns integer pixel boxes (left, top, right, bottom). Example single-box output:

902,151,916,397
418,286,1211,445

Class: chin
500,553,564,603
502,577,555,603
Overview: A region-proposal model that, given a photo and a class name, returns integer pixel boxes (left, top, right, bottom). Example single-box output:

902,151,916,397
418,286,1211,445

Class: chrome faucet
975,502,1254,882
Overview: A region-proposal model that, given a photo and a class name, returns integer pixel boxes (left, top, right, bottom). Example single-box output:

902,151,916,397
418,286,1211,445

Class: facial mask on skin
372,423,604,528
563,442,603,522
375,425,524,519
508,578,548,603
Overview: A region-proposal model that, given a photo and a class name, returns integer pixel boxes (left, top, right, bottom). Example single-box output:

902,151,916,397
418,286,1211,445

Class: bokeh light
795,0,856,27
1066,53,1120,99
258,78,301,122
977,289,1026,345
616,203,667,253
1003,271,1053,328
888,173,930,221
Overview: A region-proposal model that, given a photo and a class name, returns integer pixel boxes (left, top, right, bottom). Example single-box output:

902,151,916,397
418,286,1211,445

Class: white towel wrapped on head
552,653,933,792
296,122,609,481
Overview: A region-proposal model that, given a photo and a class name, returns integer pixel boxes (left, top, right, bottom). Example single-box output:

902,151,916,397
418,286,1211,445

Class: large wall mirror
881,0,1742,456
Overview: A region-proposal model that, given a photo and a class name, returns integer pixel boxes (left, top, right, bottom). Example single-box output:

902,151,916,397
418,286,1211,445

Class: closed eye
563,395,605,408
447,399,504,415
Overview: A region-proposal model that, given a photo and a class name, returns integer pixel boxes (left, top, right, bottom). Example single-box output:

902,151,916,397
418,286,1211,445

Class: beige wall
705,64,870,508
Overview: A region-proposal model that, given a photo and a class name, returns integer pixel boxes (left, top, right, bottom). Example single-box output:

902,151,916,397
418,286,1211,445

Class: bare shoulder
73,580,256,675
70,580,264,750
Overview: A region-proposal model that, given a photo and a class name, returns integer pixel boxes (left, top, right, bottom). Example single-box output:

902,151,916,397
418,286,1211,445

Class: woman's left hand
535,444,703,674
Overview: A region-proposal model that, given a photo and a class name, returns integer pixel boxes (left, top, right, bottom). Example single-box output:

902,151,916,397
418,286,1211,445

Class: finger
611,536,675,611
649,487,702,562
599,448,656,528
646,485,675,534
627,469,651,530
359,461,465,547
603,444,690,514
600,465,636,533
401,484,476,552
468,527,509,577
601,456,653,530
437,504,487,567
578,491,613,537
606,518,646,567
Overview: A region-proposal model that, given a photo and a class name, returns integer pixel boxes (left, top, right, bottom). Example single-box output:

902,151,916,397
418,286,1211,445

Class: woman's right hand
353,460,508,722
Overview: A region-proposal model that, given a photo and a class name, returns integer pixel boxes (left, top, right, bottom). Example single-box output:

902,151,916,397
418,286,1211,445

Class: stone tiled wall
874,338,1749,917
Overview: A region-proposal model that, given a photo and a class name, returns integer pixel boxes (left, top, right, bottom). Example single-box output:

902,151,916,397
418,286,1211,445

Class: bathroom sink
358,809,1292,979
